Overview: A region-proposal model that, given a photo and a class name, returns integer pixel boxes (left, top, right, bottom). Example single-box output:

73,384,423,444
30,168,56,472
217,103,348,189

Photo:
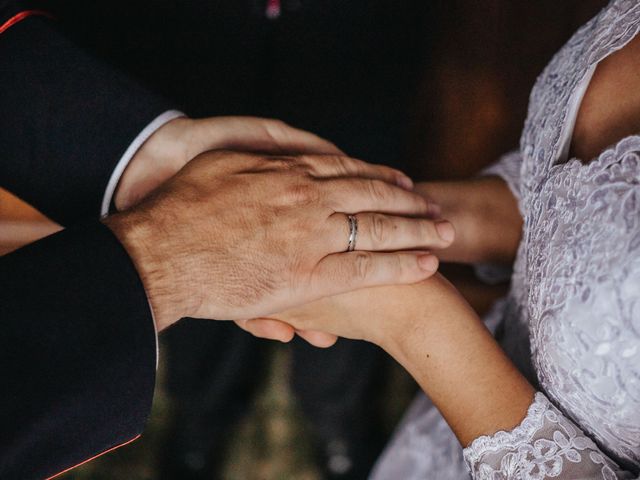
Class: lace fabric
463,393,635,480
371,1,640,478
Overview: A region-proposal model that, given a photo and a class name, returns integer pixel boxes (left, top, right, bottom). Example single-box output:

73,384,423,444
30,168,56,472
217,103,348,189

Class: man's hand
104,151,454,331
114,116,347,211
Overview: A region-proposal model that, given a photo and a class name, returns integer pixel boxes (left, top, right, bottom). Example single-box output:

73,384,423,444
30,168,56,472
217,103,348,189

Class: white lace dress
371,1,640,479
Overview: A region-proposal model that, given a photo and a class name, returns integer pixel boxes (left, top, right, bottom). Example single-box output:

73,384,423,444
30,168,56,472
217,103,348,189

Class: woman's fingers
235,319,338,348
325,212,454,253
294,329,339,348
235,319,295,343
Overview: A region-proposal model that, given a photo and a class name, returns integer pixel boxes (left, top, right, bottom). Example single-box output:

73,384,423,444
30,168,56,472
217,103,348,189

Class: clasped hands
104,115,462,350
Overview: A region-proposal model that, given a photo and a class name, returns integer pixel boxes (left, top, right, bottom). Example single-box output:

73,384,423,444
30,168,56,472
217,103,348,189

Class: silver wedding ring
346,214,358,252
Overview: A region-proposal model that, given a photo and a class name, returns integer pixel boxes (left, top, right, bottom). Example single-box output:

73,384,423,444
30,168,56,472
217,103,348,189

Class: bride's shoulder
570,33,640,162
532,0,640,99
522,1,640,168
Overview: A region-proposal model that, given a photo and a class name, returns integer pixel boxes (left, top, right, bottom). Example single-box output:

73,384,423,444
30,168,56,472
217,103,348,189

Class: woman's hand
239,271,470,349
238,281,427,347
252,275,535,447
242,274,470,349
237,274,468,348
415,178,523,265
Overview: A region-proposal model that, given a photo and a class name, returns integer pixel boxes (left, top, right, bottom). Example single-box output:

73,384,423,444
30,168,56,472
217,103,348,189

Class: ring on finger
346,214,358,252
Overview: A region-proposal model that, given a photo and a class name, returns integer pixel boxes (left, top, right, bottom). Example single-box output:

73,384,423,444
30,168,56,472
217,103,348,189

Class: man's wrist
102,212,191,331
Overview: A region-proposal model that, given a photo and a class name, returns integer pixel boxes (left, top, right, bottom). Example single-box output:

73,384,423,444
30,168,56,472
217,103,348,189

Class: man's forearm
416,177,523,265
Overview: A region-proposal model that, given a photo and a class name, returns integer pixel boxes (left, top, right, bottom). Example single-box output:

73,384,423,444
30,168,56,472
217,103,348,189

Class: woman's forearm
416,177,522,265
381,276,534,447
270,273,534,446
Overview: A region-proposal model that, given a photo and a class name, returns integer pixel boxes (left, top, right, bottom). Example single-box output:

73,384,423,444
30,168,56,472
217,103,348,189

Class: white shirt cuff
101,109,185,370
100,109,186,217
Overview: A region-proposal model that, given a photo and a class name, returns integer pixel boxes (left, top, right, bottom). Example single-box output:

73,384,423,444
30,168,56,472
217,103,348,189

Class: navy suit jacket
0,3,169,478
0,1,429,477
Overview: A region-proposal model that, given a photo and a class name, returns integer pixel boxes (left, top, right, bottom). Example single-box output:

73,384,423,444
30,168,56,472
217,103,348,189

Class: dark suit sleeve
0,222,157,480
0,3,174,224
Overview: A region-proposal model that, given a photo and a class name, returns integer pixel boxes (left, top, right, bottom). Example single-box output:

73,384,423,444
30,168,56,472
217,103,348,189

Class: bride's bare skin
242,34,640,448
571,34,640,161
415,177,522,264
261,275,535,446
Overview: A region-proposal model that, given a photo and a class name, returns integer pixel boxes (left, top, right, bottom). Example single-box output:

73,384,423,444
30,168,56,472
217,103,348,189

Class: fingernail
396,174,414,190
435,221,455,243
418,254,439,272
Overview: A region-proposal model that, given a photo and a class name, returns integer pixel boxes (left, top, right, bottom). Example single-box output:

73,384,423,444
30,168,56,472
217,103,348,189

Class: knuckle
353,251,374,282
384,254,406,282
268,157,299,171
333,155,356,174
305,154,353,177
297,154,320,171
367,179,392,201
283,181,318,206
235,153,274,173
370,214,391,246
417,220,436,244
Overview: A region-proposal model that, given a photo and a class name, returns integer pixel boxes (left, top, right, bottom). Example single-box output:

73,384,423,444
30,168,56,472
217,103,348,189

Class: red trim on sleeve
0,9,52,35
44,435,141,480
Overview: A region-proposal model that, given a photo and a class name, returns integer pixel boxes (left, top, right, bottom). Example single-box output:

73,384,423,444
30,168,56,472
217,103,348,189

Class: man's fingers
322,177,432,216
235,319,295,343
313,251,439,295
325,213,454,252
300,155,413,189
196,117,344,155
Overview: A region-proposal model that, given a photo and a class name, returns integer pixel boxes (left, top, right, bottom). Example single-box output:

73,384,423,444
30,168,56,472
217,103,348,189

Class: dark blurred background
0,1,605,478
